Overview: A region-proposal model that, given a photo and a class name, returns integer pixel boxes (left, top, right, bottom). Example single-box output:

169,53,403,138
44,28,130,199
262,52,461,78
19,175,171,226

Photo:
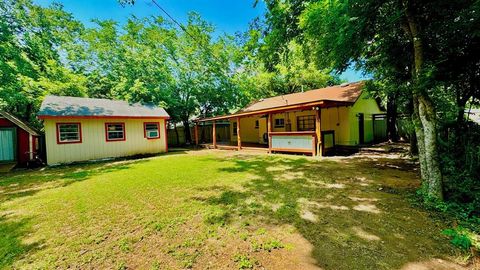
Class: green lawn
0,150,465,269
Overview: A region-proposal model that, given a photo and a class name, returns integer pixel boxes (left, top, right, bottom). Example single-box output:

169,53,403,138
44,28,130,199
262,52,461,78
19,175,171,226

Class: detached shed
38,96,170,165
0,110,41,166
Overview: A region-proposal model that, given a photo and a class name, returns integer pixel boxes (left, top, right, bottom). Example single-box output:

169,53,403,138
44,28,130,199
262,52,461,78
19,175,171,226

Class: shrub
435,122,480,234
442,227,473,250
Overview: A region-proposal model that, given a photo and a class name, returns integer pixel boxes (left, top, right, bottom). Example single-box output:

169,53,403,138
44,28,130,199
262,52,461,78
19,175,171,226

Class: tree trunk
201,123,206,143
404,0,443,200
183,119,192,144
412,96,428,184
417,95,443,200
25,102,33,122
174,123,180,146
409,129,418,155
406,96,418,155
386,92,398,142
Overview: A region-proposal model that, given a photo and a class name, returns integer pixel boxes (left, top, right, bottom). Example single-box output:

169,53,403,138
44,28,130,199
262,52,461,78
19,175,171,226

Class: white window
274,118,285,128
57,123,81,144
144,122,160,139
105,123,125,141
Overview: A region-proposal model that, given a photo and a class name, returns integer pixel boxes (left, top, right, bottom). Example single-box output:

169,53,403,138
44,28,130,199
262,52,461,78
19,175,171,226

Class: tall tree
0,0,86,126
260,0,479,200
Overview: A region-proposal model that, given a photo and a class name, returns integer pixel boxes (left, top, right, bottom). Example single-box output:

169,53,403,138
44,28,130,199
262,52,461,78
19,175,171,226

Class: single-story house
195,81,386,156
38,96,169,165
0,110,41,166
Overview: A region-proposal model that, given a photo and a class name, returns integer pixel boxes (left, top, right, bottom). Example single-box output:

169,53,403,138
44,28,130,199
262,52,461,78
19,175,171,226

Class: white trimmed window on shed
105,123,125,141
56,123,82,144
144,122,160,139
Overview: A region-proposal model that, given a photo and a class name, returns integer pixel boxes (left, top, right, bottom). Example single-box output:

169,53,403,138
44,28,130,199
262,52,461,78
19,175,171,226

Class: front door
0,128,16,162
358,113,365,144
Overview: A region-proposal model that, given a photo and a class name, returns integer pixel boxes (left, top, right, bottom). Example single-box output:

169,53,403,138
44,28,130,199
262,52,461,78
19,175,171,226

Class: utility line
149,0,228,70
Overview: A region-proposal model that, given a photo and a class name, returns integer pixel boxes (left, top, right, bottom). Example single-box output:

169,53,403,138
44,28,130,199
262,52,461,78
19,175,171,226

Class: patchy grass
234,253,256,269
0,150,469,269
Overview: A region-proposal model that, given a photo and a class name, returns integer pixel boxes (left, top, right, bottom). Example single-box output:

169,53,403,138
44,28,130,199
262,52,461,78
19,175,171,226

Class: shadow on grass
0,163,133,204
196,154,454,270
0,150,189,204
0,215,43,269
0,151,193,268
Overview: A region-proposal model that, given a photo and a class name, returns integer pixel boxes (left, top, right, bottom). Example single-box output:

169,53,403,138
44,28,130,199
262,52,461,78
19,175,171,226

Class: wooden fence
167,124,230,146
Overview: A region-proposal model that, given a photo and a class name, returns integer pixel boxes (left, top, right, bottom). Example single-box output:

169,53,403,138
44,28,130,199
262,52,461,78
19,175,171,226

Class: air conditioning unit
147,130,158,138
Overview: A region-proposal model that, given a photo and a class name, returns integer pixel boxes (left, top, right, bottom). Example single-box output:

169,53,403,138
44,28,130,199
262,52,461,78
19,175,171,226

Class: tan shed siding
44,118,167,165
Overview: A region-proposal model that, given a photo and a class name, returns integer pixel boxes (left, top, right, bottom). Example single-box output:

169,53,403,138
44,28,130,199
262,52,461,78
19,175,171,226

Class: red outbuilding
0,110,41,167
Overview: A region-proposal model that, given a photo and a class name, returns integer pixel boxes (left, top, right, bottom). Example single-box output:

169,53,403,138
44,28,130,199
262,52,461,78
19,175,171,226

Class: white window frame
56,123,81,144
105,123,125,141
144,122,160,139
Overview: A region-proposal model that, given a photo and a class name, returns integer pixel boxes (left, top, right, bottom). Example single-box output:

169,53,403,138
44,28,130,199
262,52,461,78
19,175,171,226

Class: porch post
212,120,217,148
315,108,322,156
267,113,272,153
194,122,199,145
236,117,241,150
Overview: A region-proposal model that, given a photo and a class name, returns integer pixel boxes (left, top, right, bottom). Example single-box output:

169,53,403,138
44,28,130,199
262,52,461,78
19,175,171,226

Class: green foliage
0,0,86,127
442,227,473,251
434,122,480,233
1,0,339,140
263,0,479,201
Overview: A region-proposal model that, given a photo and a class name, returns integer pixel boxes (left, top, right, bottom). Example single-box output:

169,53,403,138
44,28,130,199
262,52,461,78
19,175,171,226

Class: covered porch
194,100,346,156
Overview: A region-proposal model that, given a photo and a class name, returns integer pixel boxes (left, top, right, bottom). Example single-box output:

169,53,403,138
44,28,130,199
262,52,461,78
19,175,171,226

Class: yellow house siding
228,108,351,145
349,92,383,144
320,106,353,145
269,108,353,145
226,92,383,147
44,118,167,165
230,116,264,143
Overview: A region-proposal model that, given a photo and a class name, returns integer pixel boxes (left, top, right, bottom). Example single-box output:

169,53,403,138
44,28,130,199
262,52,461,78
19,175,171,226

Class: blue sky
34,0,366,82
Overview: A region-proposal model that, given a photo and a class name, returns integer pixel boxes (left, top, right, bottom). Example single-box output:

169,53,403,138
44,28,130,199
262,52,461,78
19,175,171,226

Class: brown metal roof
240,81,364,113
196,81,365,121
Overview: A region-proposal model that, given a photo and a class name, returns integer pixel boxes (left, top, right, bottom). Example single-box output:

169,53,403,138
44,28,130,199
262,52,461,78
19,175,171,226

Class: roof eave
195,100,326,122
0,110,40,136
38,115,170,120
195,100,359,122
